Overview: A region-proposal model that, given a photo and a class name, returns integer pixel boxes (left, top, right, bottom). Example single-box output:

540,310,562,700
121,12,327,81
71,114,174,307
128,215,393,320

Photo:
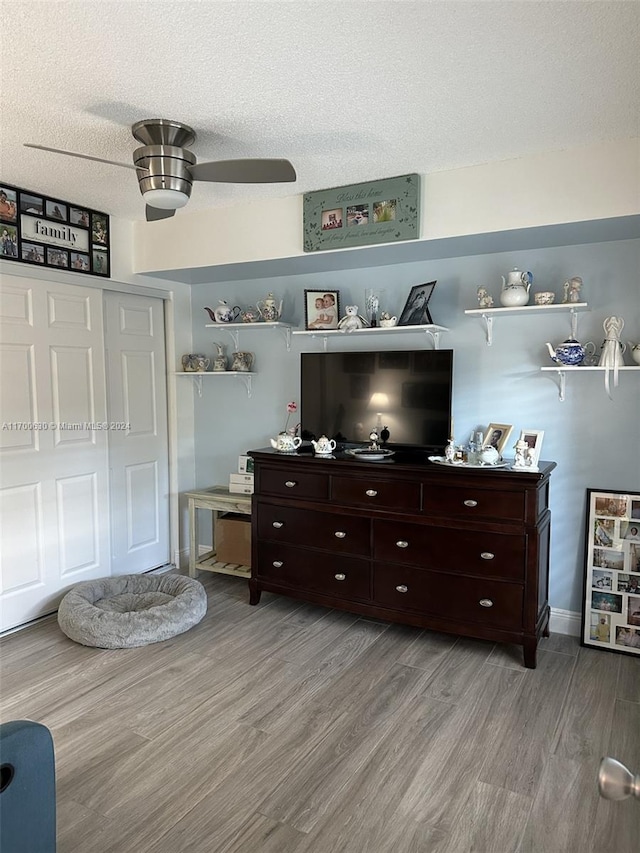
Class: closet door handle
479,598,493,608
334,531,346,539
272,521,284,529
396,584,408,593
480,552,495,560
285,481,297,488
366,489,378,497
272,560,283,568
335,573,346,581
464,499,478,507
396,540,409,549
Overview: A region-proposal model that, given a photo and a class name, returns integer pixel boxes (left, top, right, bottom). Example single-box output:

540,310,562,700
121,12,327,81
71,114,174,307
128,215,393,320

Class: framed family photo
398,281,437,326
582,488,640,657
482,423,513,456
520,429,544,467
304,289,340,331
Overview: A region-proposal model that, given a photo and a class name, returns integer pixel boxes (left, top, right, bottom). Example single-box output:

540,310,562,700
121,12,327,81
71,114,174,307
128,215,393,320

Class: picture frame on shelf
520,429,544,467
304,289,340,331
482,423,513,456
582,488,640,657
398,281,437,326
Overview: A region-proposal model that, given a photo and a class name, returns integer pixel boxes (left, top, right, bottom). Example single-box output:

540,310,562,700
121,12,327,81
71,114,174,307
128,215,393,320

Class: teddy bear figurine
338,305,370,332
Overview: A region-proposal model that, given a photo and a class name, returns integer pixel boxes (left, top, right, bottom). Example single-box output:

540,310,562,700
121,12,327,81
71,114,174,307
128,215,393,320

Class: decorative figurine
212,342,227,372
562,276,583,304
513,438,528,469
338,305,370,332
369,429,381,451
477,287,494,308
525,446,539,471
444,437,456,463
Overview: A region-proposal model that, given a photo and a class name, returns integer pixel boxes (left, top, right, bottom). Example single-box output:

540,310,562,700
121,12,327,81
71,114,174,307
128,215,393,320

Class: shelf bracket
425,329,441,349
570,308,579,339
556,370,566,402
224,328,240,350
481,313,494,346
237,374,253,398
190,375,203,397
278,325,292,352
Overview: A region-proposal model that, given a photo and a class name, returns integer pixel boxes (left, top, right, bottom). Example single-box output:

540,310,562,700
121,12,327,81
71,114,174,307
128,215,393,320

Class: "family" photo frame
581,488,640,657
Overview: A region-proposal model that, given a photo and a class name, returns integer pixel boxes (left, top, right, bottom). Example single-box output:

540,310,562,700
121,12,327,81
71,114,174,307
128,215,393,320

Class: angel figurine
562,276,583,304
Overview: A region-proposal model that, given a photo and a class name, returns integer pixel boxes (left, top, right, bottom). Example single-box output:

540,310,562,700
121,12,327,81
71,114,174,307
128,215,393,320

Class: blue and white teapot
546,337,596,366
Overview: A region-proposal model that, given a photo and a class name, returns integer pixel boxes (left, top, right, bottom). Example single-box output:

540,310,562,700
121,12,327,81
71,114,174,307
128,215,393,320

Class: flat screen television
300,349,453,453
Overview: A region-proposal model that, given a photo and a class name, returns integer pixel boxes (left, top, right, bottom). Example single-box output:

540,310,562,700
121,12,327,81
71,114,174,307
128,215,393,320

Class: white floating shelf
173,371,255,397
539,365,639,401
465,303,589,345
291,324,449,351
204,321,292,351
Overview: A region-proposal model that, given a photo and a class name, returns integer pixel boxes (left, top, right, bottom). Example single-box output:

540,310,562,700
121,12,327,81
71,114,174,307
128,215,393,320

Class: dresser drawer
373,563,523,630
260,468,329,501
331,476,421,512
422,485,525,522
373,519,525,580
256,542,370,600
257,503,370,556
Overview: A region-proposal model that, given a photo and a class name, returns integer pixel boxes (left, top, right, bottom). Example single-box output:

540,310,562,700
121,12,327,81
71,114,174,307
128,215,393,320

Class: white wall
189,236,640,615
134,138,640,275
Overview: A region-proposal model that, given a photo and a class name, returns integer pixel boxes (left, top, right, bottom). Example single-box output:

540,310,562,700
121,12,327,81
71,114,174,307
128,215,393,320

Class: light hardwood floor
1,573,639,853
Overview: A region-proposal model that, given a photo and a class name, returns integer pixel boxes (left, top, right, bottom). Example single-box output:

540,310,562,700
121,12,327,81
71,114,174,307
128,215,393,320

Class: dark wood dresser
248,448,555,668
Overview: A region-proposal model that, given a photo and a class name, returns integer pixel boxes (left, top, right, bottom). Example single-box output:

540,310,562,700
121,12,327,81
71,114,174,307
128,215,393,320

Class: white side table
185,485,252,579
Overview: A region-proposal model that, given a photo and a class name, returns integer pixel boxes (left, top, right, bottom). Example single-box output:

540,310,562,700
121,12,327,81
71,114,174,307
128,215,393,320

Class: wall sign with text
303,173,420,253
0,183,110,277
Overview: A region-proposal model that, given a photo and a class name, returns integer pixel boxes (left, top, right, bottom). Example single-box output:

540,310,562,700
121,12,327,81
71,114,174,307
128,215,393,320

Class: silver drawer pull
396,584,408,593
480,552,495,560
334,531,346,539
479,598,493,608
272,560,283,568
396,540,409,549
366,489,378,497
285,480,297,488
272,521,284,529
335,573,346,581
464,499,478,507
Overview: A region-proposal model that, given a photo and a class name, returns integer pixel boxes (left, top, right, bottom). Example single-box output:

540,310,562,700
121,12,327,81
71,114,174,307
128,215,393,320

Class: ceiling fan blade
146,205,176,222
189,158,296,183
24,143,146,171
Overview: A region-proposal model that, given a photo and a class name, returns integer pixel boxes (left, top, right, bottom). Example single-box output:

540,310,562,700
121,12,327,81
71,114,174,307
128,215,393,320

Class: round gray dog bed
57,573,207,649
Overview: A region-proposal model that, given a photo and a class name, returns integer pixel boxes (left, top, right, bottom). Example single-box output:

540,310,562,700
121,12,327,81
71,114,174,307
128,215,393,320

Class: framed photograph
0,186,18,222
45,200,67,221
582,488,640,657
398,281,437,326
304,289,340,331
303,173,420,252
482,423,513,456
519,429,544,467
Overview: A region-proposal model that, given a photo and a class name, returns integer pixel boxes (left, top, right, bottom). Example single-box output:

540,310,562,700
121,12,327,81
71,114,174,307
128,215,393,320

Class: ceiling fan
24,118,297,221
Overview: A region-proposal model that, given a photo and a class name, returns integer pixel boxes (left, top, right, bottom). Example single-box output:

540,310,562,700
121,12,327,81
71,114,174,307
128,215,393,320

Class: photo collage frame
582,489,640,657
0,182,110,277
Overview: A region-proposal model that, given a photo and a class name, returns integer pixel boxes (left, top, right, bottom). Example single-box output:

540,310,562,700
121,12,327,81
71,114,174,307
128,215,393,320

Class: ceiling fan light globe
143,188,189,210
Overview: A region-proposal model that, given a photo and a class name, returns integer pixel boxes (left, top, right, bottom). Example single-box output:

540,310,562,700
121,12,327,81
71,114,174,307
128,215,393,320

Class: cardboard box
215,513,251,567
228,481,254,494
229,472,254,485
238,454,254,474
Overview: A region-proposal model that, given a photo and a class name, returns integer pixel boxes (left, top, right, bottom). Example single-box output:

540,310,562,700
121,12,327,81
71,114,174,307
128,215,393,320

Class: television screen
300,349,453,451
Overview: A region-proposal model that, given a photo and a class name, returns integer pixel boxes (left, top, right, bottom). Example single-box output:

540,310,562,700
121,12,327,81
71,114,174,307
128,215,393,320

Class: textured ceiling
1,1,638,222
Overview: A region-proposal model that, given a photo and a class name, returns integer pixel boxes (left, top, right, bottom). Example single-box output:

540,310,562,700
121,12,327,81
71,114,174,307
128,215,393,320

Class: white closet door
104,292,170,576
0,276,110,631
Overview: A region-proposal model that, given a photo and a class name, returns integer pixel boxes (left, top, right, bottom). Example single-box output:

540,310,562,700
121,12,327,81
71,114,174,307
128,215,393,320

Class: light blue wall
190,237,639,613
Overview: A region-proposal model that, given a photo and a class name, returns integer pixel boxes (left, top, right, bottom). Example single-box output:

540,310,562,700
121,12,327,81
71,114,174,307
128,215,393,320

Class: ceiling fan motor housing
134,144,196,200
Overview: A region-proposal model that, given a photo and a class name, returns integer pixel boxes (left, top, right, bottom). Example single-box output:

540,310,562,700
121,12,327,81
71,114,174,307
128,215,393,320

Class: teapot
257,292,283,322
546,337,596,366
230,351,254,372
311,435,336,456
205,301,241,323
241,307,258,323
500,268,533,307
270,432,302,453
628,342,640,366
